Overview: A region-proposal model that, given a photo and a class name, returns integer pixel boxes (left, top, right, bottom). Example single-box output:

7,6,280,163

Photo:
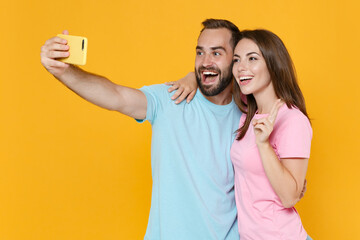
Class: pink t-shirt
230,104,312,240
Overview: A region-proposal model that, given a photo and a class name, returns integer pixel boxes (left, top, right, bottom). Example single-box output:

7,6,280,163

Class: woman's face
232,38,272,97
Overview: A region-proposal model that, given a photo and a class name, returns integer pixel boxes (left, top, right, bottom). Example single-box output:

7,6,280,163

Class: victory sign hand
253,99,284,145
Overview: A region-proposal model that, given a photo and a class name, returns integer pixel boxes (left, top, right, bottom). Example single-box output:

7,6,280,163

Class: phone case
57,34,88,65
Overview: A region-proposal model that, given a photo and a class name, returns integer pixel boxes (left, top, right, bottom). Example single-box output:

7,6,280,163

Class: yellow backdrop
1,0,359,239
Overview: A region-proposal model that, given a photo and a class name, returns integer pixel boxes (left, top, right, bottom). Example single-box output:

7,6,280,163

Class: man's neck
201,84,233,105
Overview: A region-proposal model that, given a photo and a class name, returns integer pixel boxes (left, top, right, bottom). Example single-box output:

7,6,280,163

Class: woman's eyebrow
246,51,260,56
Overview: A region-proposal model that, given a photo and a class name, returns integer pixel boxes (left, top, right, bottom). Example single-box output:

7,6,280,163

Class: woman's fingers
165,81,175,86
253,117,271,127
253,117,273,142
253,121,267,132
166,82,179,93
268,99,283,123
186,90,196,103
253,99,284,143
171,87,183,101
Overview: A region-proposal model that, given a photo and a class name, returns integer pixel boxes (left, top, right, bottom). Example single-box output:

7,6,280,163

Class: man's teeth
203,71,218,76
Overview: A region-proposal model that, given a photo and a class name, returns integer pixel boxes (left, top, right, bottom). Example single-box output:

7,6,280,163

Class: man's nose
202,54,214,67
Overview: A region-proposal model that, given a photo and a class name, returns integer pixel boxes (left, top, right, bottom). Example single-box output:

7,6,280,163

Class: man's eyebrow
211,46,226,52
196,46,227,52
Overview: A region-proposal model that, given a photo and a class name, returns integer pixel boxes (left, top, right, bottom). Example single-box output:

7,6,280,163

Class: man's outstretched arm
40,30,147,119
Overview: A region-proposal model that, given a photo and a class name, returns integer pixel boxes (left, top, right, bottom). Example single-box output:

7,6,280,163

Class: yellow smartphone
57,34,88,65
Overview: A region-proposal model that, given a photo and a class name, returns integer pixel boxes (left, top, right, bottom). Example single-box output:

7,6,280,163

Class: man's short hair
200,19,241,49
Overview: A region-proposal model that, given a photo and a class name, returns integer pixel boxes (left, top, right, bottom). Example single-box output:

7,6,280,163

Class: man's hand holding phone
41,30,87,78
40,30,71,78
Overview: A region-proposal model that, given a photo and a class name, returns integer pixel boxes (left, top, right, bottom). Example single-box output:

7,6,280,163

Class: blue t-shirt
138,84,241,240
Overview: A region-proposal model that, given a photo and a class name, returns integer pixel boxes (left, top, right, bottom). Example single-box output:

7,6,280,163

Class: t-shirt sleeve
273,110,313,159
135,84,168,124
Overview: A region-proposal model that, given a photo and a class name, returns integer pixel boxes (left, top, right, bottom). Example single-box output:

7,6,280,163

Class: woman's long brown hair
233,29,310,140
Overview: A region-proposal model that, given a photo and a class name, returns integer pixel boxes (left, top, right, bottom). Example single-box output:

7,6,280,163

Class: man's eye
197,51,203,56
214,52,220,56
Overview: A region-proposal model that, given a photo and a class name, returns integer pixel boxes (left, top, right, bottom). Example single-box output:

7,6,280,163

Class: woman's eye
249,57,257,61
233,59,240,63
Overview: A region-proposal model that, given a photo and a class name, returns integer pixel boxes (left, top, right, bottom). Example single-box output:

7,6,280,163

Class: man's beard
195,66,233,97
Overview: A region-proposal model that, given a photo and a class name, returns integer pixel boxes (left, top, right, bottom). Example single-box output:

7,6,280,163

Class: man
41,19,241,240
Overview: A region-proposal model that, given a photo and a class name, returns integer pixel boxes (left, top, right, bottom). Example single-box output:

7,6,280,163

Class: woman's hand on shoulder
165,72,197,104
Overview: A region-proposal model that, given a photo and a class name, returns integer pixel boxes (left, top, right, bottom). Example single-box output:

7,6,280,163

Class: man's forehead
197,28,232,48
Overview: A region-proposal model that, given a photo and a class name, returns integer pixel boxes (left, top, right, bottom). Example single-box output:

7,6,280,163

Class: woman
231,30,312,240
170,29,313,239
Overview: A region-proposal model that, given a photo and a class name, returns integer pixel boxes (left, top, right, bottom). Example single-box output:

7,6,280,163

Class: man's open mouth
202,70,219,84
